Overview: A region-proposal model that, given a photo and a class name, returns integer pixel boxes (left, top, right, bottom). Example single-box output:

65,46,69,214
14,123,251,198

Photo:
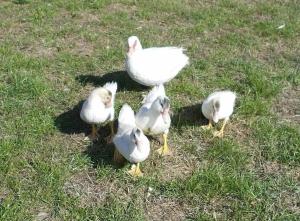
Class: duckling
113,104,150,177
125,36,189,86
80,82,117,140
201,91,236,138
135,84,171,156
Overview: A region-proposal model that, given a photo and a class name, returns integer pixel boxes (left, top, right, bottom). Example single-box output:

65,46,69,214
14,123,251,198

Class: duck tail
103,82,118,95
118,104,136,131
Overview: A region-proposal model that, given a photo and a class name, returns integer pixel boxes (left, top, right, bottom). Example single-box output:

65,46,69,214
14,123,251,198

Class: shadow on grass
54,100,90,135
54,98,124,168
83,123,126,168
173,103,208,128
54,100,119,137
83,137,115,168
76,71,147,92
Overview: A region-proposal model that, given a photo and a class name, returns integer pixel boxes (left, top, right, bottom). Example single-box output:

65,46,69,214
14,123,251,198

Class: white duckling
80,82,118,140
113,104,150,177
135,84,171,156
201,90,236,138
125,36,189,86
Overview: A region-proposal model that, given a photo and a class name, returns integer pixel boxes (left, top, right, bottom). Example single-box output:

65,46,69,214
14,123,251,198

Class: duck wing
128,47,189,84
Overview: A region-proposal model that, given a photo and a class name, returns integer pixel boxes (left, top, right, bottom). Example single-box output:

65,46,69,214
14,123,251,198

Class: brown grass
273,86,300,125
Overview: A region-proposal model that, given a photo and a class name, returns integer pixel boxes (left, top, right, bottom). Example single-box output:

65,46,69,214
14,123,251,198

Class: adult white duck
125,36,189,86
113,104,150,177
80,82,117,140
135,84,171,156
201,90,236,138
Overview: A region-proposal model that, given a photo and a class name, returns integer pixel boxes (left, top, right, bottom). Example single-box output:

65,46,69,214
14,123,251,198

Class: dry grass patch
144,196,191,221
21,42,58,58
259,161,300,181
146,139,199,181
273,86,300,124
105,2,137,14
63,170,121,207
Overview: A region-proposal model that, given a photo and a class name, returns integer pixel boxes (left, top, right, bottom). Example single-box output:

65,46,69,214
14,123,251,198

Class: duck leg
156,133,171,156
105,121,115,143
89,124,98,140
201,120,213,130
127,163,143,177
113,148,125,165
213,118,228,138
110,121,115,135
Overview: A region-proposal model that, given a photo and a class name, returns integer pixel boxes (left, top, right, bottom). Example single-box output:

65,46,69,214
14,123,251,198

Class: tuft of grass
254,118,300,166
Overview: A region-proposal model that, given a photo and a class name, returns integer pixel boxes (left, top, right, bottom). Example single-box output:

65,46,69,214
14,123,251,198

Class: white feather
126,36,189,86
136,85,171,135
201,90,236,123
103,82,118,96
113,104,150,163
142,84,165,104
116,104,136,135
80,82,118,125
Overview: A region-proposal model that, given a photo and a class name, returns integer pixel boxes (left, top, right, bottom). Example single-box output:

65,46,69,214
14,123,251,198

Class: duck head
130,127,143,146
152,96,170,116
94,88,112,108
127,36,143,55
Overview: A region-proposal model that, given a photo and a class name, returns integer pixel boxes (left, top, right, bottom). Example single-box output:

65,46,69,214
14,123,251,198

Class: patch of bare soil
225,119,252,144
66,37,94,57
0,187,10,205
39,34,94,58
63,170,122,207
260,161,300,181
105,2,137,14
144,137,199,182
144,196,191,221
273,86,300,124
21,42,58,58
279,189,300,213
76,12,100,26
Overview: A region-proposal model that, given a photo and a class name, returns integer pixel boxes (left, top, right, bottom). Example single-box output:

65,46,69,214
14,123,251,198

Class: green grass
1,0,299,220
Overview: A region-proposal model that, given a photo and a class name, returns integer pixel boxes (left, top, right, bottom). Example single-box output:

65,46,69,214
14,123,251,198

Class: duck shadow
82,121,123,168
83,137,115,168
76,71,147,92
54,100,117,137
54,100,121,167
173,103,208,128
54,100,89,135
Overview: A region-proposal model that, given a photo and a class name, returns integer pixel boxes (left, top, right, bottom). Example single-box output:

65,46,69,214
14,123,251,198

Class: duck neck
135,140,144,153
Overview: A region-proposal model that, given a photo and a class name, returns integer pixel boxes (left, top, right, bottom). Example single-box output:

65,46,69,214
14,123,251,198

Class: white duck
135,84,171,156
80,82,118,140
201,90,236,138
125,36,189,86
113,104,150,177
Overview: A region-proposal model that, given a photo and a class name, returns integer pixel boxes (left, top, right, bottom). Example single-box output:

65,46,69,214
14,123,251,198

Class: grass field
0,0,299,220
